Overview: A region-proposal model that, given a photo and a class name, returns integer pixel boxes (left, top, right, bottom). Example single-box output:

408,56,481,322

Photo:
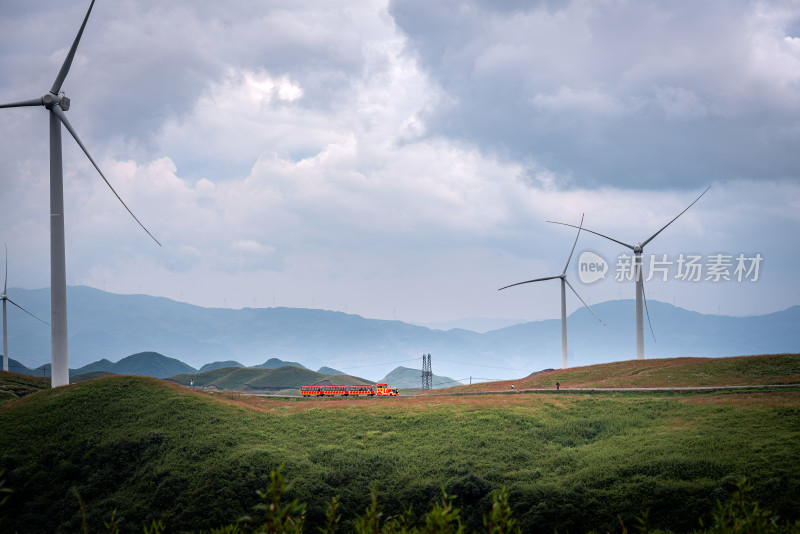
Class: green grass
0,371,49,404
446,354,800,393
71,370,116,383
0,374,797,533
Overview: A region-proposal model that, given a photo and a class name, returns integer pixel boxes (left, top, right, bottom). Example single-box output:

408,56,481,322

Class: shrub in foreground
52,471,799,533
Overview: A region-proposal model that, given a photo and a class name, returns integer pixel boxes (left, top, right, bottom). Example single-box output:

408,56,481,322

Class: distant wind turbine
499,214,604,369
0,0,160,387
2,245,48,373
549,186,710,360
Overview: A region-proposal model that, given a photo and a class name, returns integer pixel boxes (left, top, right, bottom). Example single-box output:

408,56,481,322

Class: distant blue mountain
71,358,115,376
483,300,800,364
6,358,38,377
414,317,525,333
2,286,797,381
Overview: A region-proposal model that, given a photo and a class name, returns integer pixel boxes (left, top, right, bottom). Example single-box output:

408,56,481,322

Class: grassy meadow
445,354,800,393
0,355,797,532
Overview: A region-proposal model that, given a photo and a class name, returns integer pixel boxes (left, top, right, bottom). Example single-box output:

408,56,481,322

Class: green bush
697,478,800,534
77,471,800,533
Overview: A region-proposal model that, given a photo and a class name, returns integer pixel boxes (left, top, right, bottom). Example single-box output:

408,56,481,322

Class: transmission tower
421,353,432,391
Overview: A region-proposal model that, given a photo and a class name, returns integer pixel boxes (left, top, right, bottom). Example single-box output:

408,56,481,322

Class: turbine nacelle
41,92,70,111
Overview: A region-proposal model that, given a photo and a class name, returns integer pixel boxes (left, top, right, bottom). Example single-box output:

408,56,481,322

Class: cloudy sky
1,0,799,334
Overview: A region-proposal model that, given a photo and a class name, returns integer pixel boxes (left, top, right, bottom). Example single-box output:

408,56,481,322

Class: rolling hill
169,365,372,391
8,354,314,381
439,353,800,393
317,366,345,375
0,362,796,533
251,357,307,370
104,351,196,378
6,352,196,379
199,360,244,372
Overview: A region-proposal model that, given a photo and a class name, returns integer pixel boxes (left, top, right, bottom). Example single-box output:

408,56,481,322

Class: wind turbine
2,245,49,373
549,186,710,360
0,0,160,387
499,214,604,369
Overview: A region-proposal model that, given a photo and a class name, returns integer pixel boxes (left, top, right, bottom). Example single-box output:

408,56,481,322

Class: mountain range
168,364,374,392
7,354,457,390
1,286,798,381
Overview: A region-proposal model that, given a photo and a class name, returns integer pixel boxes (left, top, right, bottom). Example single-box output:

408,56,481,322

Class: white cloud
1,0,798,336
231,239,273,255
390,0,800,186
654,86,707,121
530,86,624,116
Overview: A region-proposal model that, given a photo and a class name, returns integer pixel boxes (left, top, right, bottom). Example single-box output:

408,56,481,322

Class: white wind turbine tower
499,214,604,369
2,245,49,373
550,187,710,360
0,1,160,387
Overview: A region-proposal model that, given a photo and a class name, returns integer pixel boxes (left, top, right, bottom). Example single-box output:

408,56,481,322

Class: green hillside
0,371,49,404
252,357,307,369
111,351,196,378
170,365,371,391
443,354,800,393
0,373,797,533
9,352,198,380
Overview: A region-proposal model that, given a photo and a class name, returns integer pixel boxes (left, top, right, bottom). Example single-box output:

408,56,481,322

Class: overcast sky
1,0,799,334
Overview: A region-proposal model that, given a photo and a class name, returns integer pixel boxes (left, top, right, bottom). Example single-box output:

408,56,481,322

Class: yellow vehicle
375,383,399,396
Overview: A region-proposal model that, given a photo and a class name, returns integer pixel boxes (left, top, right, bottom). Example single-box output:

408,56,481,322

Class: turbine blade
641,186,710,248
3,243,6,295
0,98,43,109
498,275,561,291
641,283,656,342
562,213,584,275
548,221,635,250
52,106,162,246
564,278,605,325
51,0,96,94
5,297,49,326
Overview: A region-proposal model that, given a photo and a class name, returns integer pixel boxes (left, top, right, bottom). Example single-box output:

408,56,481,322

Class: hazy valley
4,286,799,383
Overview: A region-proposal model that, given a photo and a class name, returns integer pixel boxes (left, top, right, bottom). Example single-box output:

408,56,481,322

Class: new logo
578,251,608,284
